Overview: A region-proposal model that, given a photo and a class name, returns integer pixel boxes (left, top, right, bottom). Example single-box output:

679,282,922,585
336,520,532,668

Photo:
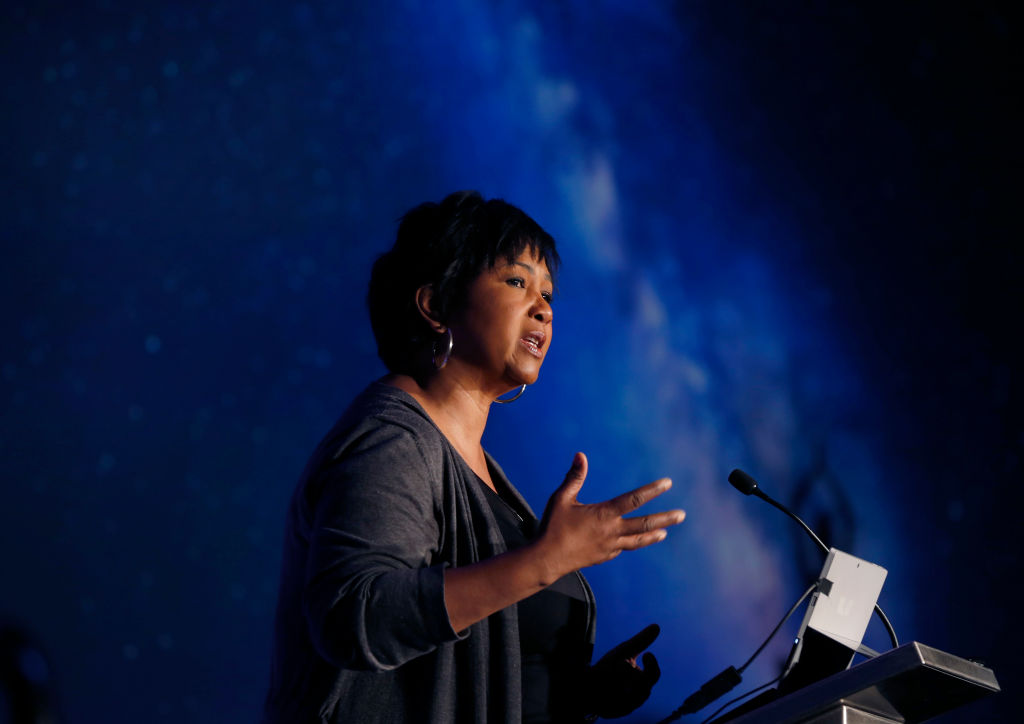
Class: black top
263,381,597,724
477,470,591,723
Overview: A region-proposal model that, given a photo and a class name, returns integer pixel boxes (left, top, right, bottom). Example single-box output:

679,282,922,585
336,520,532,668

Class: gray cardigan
262,382,596,723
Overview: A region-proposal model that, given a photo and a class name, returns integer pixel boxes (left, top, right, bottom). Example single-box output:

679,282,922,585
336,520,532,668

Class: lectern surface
715,642,999,724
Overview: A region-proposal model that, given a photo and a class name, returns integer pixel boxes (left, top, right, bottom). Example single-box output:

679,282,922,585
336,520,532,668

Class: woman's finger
619,528,669,550
605,477,673,515
619,510,687,537
605,623,660,660
554,451,588,503
641,652,661,685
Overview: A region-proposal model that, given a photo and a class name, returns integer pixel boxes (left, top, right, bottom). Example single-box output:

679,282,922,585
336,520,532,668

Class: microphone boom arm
731,469,899,649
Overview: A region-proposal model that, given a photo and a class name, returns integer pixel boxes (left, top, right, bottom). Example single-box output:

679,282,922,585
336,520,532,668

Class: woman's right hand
444,452,684,633
534,452,686,583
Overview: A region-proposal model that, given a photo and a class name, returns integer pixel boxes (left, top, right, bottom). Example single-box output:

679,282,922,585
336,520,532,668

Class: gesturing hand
536,452,685,581
585,624,663,719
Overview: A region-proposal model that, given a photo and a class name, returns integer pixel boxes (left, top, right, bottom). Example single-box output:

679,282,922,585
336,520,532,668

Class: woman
263,191,686,723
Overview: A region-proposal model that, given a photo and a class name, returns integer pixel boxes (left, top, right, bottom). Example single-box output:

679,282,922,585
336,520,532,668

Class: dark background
2,1,1018,722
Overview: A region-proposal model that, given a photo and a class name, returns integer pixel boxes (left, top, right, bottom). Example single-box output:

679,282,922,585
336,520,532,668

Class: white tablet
781,548,888,690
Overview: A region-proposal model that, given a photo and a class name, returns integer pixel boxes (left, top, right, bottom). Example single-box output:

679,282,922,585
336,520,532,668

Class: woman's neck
382,371,495,487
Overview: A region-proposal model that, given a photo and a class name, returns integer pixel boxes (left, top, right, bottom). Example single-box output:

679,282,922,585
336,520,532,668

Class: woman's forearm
443,539,561,633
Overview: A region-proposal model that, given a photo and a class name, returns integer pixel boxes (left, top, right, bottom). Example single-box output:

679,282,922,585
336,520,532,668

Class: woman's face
446,247,554,392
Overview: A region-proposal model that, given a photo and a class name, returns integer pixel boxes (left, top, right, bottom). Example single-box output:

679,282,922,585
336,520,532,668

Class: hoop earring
432,328,453,370
494,384,527,404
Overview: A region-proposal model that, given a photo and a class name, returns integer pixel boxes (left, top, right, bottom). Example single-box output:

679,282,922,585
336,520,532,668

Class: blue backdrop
2,1,1018,722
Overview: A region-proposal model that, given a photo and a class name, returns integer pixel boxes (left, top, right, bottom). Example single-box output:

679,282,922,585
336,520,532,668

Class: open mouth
520,331,545,358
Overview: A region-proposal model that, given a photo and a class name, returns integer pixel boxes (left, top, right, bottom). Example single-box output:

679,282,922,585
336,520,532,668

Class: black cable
655,582,816,723
874,603,899,648
699,675,783,724
738,583,816,673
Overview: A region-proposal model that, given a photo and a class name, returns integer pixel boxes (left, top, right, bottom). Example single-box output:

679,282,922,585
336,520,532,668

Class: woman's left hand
583,623,662,719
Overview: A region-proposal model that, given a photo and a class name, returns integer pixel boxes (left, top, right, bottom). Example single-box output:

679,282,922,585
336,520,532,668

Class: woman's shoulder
312,380,447,470
293,382,451,531
343,379,440,438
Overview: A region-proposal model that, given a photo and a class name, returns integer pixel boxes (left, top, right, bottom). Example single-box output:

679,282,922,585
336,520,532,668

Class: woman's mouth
520,330,546,358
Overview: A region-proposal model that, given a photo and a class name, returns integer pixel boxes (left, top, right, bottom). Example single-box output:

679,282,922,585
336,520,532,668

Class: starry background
1,1,1019,723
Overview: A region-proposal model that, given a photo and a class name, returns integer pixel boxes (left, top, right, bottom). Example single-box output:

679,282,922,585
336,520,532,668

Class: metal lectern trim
717,641,999,724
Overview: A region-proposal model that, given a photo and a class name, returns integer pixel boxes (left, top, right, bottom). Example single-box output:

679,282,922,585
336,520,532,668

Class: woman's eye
541,291,553,303
506,277,525,288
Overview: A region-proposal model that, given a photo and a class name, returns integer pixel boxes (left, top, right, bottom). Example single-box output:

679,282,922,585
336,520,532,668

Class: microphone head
728,469,759,496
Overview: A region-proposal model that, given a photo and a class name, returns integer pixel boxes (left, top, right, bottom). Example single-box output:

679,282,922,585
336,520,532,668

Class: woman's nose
531,296,553,323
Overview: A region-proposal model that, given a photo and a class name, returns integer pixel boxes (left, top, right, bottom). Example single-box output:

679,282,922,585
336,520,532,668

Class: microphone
728,468,898,648
727,468,758,495
727,469,829,555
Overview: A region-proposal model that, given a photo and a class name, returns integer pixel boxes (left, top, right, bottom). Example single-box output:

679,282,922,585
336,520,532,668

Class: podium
713,642,999,723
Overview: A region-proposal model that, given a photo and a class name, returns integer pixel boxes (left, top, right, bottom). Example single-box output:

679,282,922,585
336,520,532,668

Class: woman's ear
415,284,446,334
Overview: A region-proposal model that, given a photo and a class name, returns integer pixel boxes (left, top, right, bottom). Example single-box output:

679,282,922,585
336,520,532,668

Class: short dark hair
367,191,560,375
